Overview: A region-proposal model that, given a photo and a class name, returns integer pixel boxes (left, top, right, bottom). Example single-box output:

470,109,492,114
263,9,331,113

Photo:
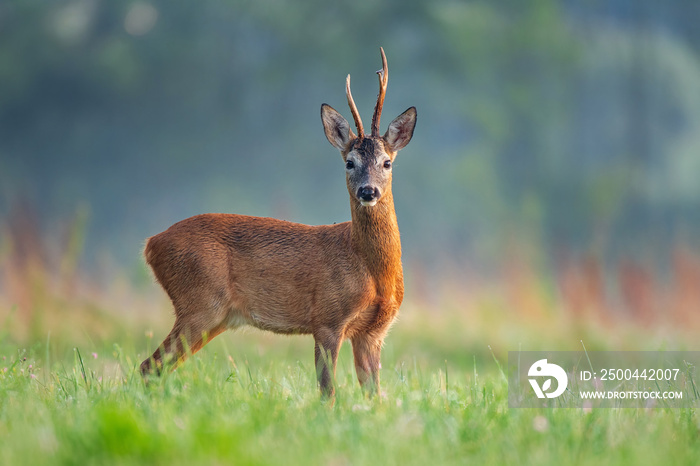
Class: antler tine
371,47,388,137
346,74,364,139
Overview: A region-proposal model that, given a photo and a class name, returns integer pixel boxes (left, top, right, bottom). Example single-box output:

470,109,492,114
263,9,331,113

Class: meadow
2,256,700,466
2,213,700,465
3,2,700,464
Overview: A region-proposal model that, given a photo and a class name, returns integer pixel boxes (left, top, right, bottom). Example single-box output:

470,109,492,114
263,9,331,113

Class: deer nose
358,186,379,202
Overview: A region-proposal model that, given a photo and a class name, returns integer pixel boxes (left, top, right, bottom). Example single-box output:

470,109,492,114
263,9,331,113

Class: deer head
321,48,417,207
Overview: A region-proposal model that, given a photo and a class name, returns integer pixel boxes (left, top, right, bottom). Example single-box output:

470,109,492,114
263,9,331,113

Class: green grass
2,328,700,466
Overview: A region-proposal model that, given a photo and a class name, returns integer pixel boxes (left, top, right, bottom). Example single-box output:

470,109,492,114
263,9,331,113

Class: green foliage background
2,0,700,282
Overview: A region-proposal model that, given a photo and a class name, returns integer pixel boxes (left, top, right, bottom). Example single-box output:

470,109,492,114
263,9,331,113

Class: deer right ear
321,104,355,151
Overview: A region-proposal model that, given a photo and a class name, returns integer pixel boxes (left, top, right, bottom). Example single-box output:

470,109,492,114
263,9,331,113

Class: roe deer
140,48,416,398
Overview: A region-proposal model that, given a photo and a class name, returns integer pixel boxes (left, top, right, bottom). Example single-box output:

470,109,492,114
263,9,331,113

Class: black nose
358,186,379,202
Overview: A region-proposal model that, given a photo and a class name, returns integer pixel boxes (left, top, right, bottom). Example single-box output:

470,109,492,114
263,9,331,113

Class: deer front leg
314,329,343,399
351,335,382,397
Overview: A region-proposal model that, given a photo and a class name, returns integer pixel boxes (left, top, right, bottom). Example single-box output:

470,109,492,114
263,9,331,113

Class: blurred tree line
1,0,700,284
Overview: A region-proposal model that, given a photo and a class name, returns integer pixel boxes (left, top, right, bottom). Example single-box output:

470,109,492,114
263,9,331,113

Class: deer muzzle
358,186,380,206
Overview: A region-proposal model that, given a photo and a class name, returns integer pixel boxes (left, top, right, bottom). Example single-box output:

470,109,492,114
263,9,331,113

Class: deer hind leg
351,334,383,397
313,329,343,399
140,306,228,377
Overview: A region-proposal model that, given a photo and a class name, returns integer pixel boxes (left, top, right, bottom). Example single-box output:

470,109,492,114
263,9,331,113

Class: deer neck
350,190,402,294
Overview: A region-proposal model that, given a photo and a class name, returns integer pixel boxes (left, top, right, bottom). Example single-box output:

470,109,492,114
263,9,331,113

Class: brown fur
140,50,416,399
140,198,402,396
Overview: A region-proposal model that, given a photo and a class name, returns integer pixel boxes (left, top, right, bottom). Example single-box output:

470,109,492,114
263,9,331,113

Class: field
2,277,700,465
3,1,700,464
2,222,700,465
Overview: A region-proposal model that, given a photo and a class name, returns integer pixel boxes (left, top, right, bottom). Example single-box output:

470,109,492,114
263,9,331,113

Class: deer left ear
383,107,416,152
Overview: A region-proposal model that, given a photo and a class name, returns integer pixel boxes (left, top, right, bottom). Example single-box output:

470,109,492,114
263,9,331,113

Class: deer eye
383,160,392,169
345,160,355,170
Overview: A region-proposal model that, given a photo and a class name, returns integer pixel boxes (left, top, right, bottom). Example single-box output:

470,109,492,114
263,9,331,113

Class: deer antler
371,47,388,137
346,75,364,139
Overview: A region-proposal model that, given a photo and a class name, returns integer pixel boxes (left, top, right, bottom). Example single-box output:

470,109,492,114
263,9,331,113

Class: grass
2,319,700,466
3,221,700,465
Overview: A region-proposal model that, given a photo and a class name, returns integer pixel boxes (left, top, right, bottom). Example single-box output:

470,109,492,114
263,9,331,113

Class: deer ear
321,104,355,150
383,107,416,152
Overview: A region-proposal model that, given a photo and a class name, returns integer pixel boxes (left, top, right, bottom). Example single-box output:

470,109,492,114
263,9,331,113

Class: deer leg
351,335,382,397
313,330,343,399
140,317,226,377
